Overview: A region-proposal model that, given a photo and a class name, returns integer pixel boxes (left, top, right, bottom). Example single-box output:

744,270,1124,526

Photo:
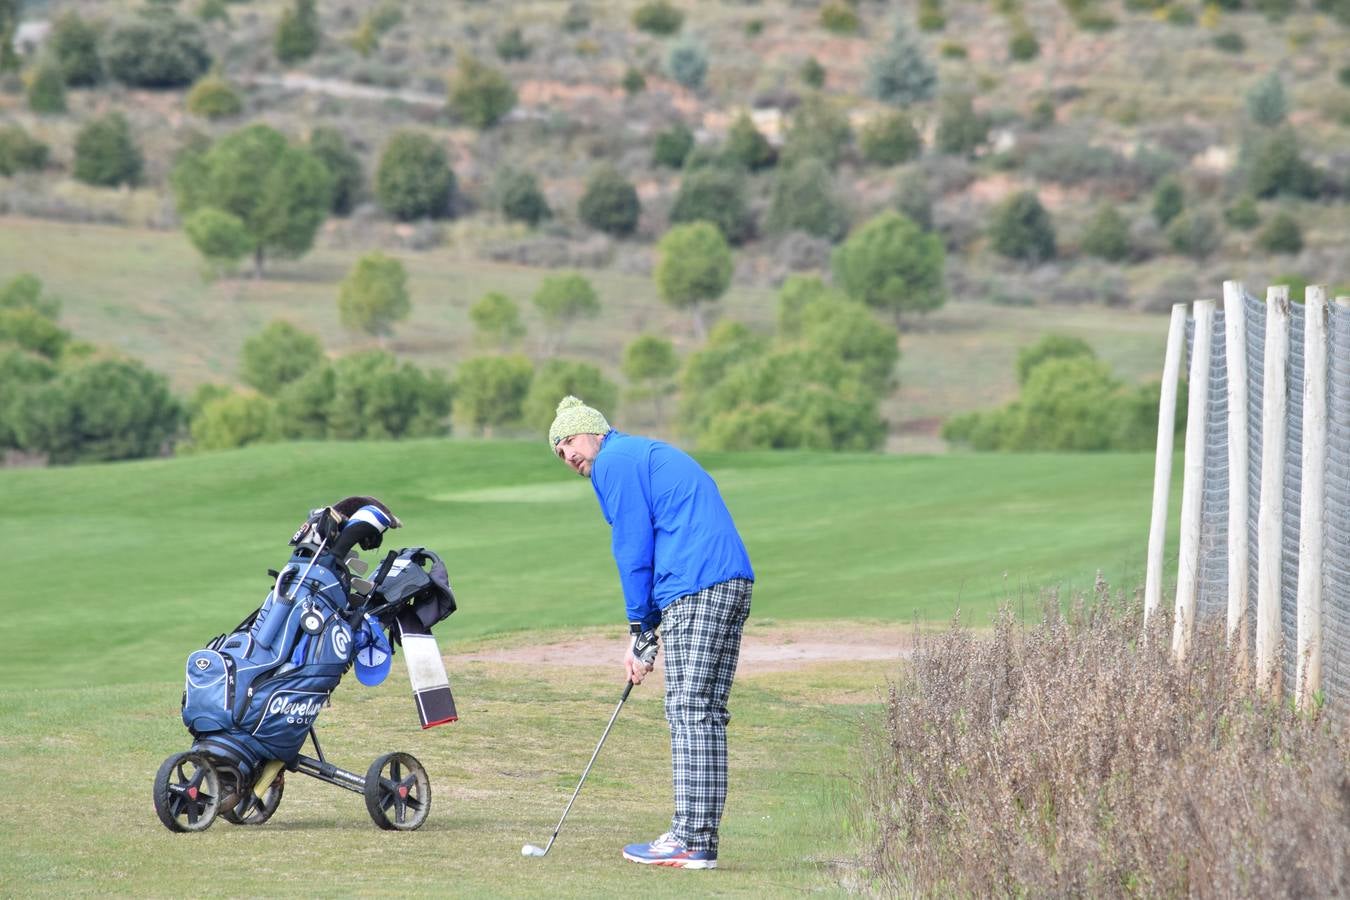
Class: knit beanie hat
549,396,611,450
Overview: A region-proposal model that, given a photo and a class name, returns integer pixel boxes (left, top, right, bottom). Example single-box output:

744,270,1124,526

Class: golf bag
157,497,457,833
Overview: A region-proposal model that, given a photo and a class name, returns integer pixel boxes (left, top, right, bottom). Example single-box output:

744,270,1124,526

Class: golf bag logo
331,626,350,661
265,691,326,726
194,657,210,671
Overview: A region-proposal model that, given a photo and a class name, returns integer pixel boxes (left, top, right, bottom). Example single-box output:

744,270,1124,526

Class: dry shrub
858,584,1350,897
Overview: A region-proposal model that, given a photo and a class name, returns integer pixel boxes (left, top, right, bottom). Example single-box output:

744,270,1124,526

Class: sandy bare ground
455,621,917,674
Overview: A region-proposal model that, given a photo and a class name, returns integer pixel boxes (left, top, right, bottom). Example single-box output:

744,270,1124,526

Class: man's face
555,432,603,478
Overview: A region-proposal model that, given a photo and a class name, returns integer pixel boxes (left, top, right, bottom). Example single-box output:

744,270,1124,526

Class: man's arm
594,452,660,631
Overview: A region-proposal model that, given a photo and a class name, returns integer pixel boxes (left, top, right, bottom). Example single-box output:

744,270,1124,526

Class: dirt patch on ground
455,621,916,674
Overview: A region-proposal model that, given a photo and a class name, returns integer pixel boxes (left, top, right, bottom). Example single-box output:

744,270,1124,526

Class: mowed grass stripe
0,440,1174,689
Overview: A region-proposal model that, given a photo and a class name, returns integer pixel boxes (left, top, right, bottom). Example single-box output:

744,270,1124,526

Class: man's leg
661,578,753,856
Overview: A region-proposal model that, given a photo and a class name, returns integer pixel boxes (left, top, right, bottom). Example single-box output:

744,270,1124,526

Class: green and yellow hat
549,395,610,450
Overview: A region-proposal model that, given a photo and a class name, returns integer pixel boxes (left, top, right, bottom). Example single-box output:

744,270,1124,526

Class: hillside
1,0,1347,453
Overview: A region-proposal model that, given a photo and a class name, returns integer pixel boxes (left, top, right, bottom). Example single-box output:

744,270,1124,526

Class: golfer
549,395,754,870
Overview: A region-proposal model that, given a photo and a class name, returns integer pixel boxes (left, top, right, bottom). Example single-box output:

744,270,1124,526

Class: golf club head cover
331,503,399,558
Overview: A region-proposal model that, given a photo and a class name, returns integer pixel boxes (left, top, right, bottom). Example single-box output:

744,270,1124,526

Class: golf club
521,680,635,859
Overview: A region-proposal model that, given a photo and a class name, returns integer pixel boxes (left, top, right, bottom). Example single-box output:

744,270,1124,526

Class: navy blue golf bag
179,499,456,775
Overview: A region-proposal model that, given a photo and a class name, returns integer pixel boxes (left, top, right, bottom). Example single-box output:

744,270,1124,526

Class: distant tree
1009,27,1040,61
578,165,640,236
621,65,647,95
633,0,684,34
860,112,921,166
780,93,852,169
376,130,455,220
800,56,826,88
524,358,618,431
448,54,517,129
240,320,325,395
1245,72,1287,127
623,334,679,421
832,211,945,327
988,191,1057,263
307,126,363,216
183,207,252,277
327,350,451,439
103,11,211,88
798,292,899,394
73,113,143,187
0,347,58,450
1151,176,1184,226
723,112,777,171
776,274,830,338
469,291,526,350
918,0,946,31
1224,194,1261,230
893,171,933,231
1256,211,1303,254
13,357,180,464
1080,204,1131,262
174,124,332,276
271,364,335,439
866,18,937,107
453,354,533,437
0,273,60,321
495,26,531,61
652,122,695,169
655,221,733,339
562,2,591,31
275,0,321,64
493,167,550,226
934,93,989,157
532,272,601,356
0,307,67,359
338,252,411,339
0,125,49,175
1164,210,1221,260
765,157,850,242
198,0,230,24
1015,334,1095,385
820,1,861,34
1246,129,1321,199
666,36,708,90
189,391,275,451
669,167,755,245
0,0,20,72
27,62,67,114
186,74,243,119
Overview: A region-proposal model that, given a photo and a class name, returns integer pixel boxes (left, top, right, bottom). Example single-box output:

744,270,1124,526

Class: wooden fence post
1296,287,1328,708
1223,281,1250,667
1256,287,1289,695
1145,303,1188,627
1174,299,1214,660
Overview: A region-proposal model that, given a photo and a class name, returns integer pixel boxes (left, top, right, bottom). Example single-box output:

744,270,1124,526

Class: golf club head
522,844,547,857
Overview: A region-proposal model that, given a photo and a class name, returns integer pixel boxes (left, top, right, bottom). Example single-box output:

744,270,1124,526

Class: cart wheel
363,752,431,831
153,752,221,833
221,771,284,826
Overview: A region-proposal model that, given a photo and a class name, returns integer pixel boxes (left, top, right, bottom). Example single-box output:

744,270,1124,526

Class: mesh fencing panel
1184,291,1350,702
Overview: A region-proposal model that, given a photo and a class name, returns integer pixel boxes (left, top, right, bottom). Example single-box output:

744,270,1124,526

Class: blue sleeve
594,452,660,630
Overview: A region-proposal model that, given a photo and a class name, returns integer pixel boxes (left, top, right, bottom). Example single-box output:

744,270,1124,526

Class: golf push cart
153,496,458,833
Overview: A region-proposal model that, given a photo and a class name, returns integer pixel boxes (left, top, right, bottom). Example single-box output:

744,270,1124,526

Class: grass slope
0,442,1177,895
0,440,1170,690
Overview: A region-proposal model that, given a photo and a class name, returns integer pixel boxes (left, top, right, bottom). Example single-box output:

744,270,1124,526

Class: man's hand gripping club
625,627,659,684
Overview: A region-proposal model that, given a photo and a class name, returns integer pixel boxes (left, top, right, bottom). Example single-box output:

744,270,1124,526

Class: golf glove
631,628,660,667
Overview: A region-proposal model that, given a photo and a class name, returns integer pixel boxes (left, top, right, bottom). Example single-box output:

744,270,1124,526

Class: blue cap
353,615,392,687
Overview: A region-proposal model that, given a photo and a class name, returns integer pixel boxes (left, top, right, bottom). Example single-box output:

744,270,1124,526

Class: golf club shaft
541,680,634,853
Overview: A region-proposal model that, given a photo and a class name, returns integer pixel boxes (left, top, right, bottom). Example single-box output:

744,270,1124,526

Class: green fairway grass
0,440,1172,689
0,442,1178,895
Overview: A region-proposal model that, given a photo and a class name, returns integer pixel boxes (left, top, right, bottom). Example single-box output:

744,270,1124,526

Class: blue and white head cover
353,614,393,687
350,504,394,533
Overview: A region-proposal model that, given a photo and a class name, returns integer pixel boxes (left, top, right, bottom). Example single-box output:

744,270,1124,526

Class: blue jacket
590,430,754,630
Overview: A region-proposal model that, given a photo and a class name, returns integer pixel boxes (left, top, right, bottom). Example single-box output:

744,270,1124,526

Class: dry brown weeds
857,582,1350,898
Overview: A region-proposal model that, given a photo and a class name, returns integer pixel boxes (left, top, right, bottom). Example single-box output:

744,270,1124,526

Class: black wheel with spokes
363,752,431,831
153,752,221,833
221,770,284,826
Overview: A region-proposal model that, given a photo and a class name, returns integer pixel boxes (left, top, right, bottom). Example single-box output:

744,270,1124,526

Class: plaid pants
660,577,753,854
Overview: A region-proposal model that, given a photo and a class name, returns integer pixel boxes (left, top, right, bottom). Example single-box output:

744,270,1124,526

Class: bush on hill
49,12,103,87
0,125,48,175
275,0,321,65
632,0,684,35
307,127,363,216
988,191,1056,263
493,168,551,226
26,62,67,114
103,11,211,88
866,18,937,107
448,55,517,129
860,112,922,166
453,354,532,437
376,131,456,221
186,75,243,120
240,320,325,396
666,36,708,90
669,167,755,245
73,113,143,188
652,122,694,169
765,157,851,242
833,211,946,327
578,165,640,237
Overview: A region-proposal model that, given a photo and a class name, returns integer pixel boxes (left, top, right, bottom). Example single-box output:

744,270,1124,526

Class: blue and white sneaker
621,832,717,869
